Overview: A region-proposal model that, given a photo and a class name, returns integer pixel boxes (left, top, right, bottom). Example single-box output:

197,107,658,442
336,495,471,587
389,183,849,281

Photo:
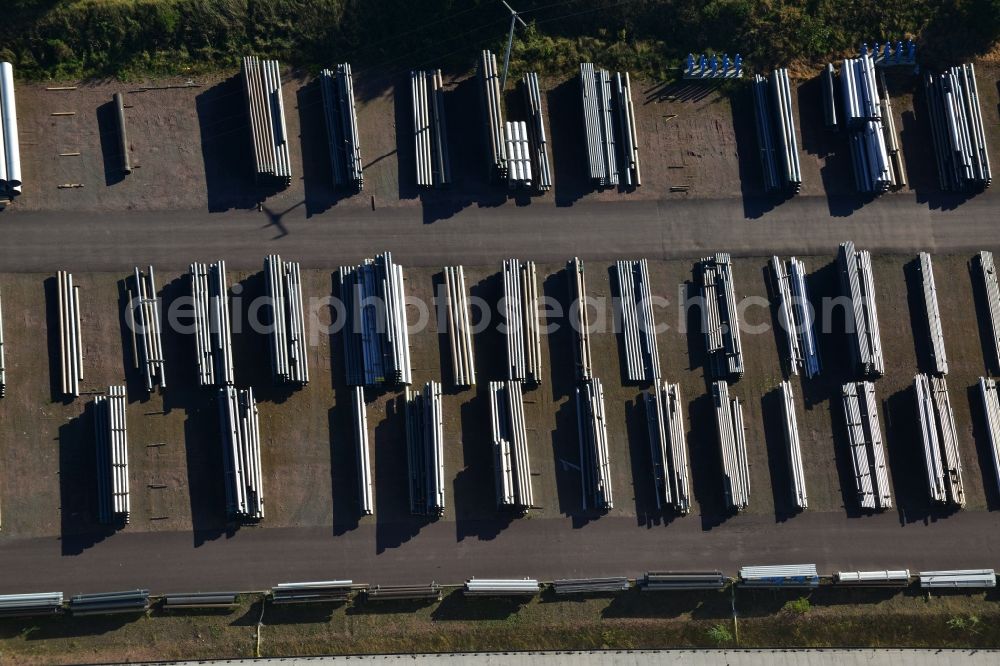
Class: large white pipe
1,62,20,189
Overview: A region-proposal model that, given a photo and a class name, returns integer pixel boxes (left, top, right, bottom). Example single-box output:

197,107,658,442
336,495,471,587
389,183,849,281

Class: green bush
784,597,811,615
706,623,733,644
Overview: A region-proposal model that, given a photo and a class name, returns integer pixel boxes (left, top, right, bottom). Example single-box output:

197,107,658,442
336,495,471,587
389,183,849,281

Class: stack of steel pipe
925,64,992,191
914,374,965,508
163,592,238,610
272,581,353,604
504,121,532,189
70,590,149,615
352,386,373,516
0,592,63,617
779,381,808,510
94,385,130,525
579,62,613,186
365,584,442,602
642,571,726,590
521,72,552,191
190,261,234,387
502,259,542,384
0,62,22,200
615,71,641,186
699,253,744,380
836,570,910,586
488,380,533,512
340,252,412,387
405,381,446,517
218,386,264,521
919,570,996,589
57,270,83,398
917,252,948,375
443,266,476,387
839,54,896,193
319,64,363,191
821,63,838,129
567,257,593,381
577,377,613,511
615,259,661,383
751,69,801,193
645,381,691,514
740,564,819,588
477,50,507,183
769,256,821,378
841,381,892,511
113,92,131,175
553,578,629,595
838,242,884,377
131,266,165,393
979,377,1000,496
464,578,539,596
878,70,907,189
264,255,309,386
411,69,451,188
976,251,1000,373
0,289,5,398
241,55,291,184
712,380,749,511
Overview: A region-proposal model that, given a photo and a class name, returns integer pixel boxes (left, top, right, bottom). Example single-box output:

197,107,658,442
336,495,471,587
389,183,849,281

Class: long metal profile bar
779,381,807,510
979,378,1000,497
918,252,948,375
0,288,5,398
567,257,593,381
712,380,749,511
577,377,613,511
443,265,476,387
353,386,374,516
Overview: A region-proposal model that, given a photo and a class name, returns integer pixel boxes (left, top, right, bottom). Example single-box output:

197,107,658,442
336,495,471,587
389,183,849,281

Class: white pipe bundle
411,69,451,188
0,288,5,398
241,56,291,185
190,261,234,387
502,259,542,384
779,381,807,510
521,72,552,192
577,377,613,511
352,386,373,516
94,386,130,525
700,253,744,379
57,271,83,398
712,380,749,511
615,258,661,383
0,62,21,199
132,266,166,393
405,381,446,516
218,386,264,520
504,121,532,189
838,242,884,377
645,381,691,514
443,266,476,387
841,381,892,511
264,255,309,386
567,257,593,381
319,64,363,191
489,380,533,511
914,374,965,507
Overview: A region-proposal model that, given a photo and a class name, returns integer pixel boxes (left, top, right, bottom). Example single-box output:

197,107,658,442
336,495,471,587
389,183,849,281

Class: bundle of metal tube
642,571,726,590
838,242,884,377
925,64,992,191
272,581,353,603
113,92,131,175
839,55,897,193
163,592,239,610
189,261,234,387
917,252,948,375
69,590,149,615
615,71,641,186
919,569,996,589
521,72,552,192
0,62,22,200
241,55,291,185
57,270,83,398
821,63,837,129
131,266,165,393
711,380,749,511
352,386,373,516
779,381,807,511
615,259,661,383
553,577,629,594
0,592,63,617
836,570,910,586
567,257,593,381
319,64,363,191
340,252,412,387
94,385,130,525
488,380,533,512
644,381,691,514
502,259,542,384
979,377,1000,496
365,584,442,601
443,266,476,387
975,251,1000,373
580,63,639,187
264,255,309,386
405,381,446,516
878,70,907,189
914,374,965,508
576,377,613,511
477,50,507,183
769,256,821,378
740,564,819,588
752,69,801,193
504,121,532,189
699,253,744,379
464,578,540,596
218,386,264,521
841,381,892,511
411,69,452,188
0,288,5,398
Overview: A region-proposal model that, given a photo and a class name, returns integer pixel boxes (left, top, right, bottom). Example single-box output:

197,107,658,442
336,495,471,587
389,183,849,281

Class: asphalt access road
2,510,1000,594
1,192,999,273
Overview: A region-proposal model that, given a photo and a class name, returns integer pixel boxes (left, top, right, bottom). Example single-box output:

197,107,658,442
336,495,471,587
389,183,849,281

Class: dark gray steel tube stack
405,381,446,516
319,64,363,191
752,69,800,193
769,256,821,378
840,54,897,193
567,257,593,381
190,261,235,387
132,266,165,392
521,72,552,192
241,55,291,185
925,63,992,191
57,270,83,398
411,69,451,188
94,385,130,525
821,63,837,129
699,253,744,379
218,386,264,521
113,92,132,175
645,381,691,514
70,590,149,615
577,377,613,511
264,254,309,386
